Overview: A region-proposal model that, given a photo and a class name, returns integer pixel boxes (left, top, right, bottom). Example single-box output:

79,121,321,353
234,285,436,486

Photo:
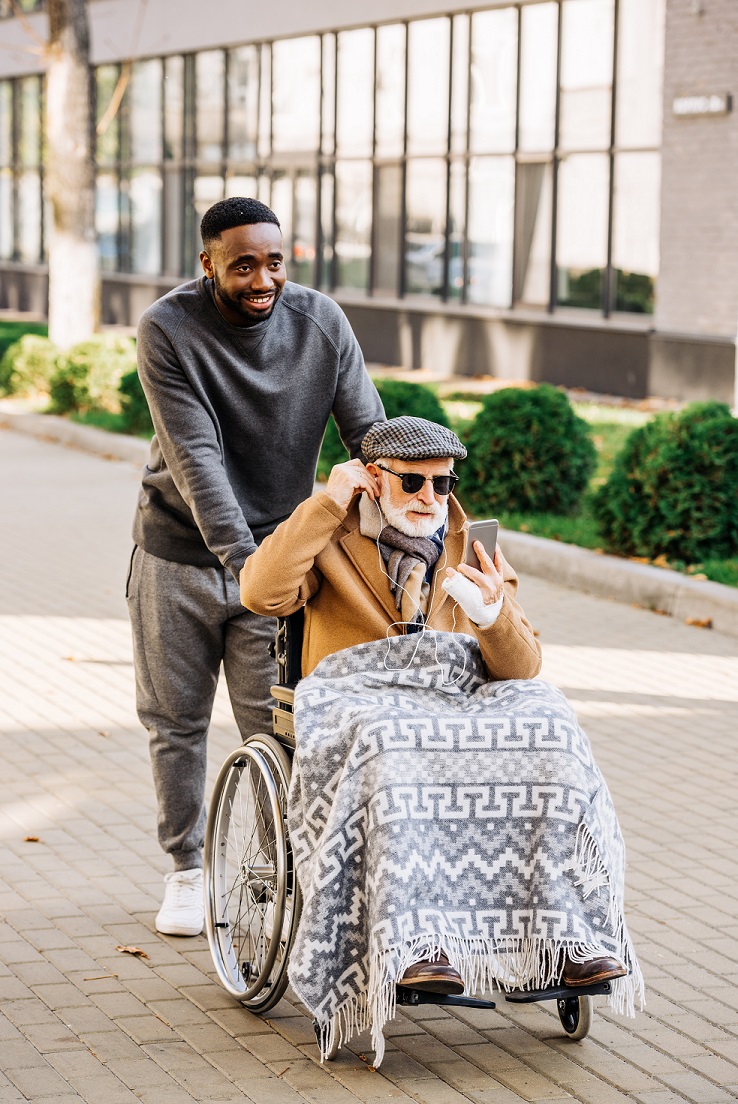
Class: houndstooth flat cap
362,416,467,462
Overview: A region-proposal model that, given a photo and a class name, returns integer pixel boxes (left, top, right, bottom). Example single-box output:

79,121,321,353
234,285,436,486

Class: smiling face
368,456,452,537
200,222,286,325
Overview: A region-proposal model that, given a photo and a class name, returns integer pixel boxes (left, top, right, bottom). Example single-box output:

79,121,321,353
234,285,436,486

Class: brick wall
657,0,738,338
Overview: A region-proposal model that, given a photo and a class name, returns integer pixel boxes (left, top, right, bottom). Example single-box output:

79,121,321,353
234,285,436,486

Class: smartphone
464,519,499,572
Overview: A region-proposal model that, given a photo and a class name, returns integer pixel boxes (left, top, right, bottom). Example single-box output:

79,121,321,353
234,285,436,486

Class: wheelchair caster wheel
557,993,592,1040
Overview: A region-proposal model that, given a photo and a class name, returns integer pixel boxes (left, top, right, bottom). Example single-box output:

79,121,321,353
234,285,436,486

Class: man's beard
378,483,448,538
213,272,279,323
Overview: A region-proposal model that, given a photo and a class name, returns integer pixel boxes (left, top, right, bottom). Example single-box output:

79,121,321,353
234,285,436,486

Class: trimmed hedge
593,402,738,563
316,378,449,479
458,385,597,516
0,335,60,397
118,368,154,437
49,335,137,415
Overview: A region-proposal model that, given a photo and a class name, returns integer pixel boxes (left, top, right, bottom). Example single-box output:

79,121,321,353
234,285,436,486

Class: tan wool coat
240,492,542,681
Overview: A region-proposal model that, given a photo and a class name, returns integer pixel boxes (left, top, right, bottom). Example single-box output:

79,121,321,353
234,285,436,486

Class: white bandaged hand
441,571,503,629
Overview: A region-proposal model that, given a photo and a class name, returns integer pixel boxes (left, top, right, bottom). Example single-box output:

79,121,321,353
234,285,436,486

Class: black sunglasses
375,464,458,496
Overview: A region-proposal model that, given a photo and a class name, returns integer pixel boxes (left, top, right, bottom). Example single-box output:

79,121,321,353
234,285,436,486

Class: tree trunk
45,0,98,348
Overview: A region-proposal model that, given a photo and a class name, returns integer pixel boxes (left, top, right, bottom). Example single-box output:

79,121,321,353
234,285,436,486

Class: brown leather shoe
398,951,464,995
562,955,627,987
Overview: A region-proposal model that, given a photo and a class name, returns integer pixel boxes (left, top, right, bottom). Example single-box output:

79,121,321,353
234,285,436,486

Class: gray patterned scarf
358,496,443,624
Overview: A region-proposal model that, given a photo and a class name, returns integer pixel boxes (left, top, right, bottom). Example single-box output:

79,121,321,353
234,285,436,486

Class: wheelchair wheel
557,994,592,1040
204,734,301,1013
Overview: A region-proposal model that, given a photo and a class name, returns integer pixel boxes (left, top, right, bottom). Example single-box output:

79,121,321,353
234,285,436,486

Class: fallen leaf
652,608,669,617
64,656,76,662
115,945,150,959
685,617,712,629
23,836,41,843
689,573,708,581
629,556,650,564
97,730,110,739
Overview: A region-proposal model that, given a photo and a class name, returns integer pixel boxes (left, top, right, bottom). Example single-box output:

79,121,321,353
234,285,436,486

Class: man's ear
200,250,214,278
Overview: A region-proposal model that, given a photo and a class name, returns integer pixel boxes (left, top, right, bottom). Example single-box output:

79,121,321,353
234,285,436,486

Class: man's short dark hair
200,197,280,248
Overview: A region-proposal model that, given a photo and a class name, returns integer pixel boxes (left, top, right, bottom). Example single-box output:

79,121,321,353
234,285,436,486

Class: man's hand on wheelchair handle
325,459,381,509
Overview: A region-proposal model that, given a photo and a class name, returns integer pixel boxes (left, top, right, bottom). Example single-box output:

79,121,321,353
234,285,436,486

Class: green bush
0,321,47,363
49,334,137,415
118,368,154,437
593,402,738,563
317,378,449,479
0,334,60,397
457,385,597,516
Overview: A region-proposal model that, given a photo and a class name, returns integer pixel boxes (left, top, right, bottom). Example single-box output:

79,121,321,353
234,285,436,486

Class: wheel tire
204,734,301,1013
557,994,592,1040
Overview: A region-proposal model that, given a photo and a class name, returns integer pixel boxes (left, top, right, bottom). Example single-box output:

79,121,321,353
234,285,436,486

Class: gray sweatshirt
132,277,384,578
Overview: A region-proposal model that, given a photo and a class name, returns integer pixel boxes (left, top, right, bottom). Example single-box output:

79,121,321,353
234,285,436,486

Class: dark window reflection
612,151,659,314
335,160,372,291
405,158,447,297
373,163,403,296
556,153,609,309
467,156,514,307
514,160,552,306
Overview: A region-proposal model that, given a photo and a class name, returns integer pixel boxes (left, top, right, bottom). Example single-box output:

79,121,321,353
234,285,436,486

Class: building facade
0,0,736,404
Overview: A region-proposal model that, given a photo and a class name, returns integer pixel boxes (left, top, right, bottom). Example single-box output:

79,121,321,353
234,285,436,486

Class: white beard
378,484,448,538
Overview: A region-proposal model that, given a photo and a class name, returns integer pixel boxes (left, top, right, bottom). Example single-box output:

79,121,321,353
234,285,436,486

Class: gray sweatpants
126,546,276,871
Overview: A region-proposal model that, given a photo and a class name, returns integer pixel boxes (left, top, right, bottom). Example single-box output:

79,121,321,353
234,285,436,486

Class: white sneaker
155,869,204,936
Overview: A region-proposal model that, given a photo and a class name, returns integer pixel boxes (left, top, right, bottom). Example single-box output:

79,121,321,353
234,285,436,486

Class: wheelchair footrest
505,980,612,1003
396,988,496,1010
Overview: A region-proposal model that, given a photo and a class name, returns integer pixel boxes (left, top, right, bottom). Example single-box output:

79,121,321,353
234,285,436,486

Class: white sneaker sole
155,914,203,937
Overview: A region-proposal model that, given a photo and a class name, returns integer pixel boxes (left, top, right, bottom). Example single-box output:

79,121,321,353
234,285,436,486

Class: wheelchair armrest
270,684,295,708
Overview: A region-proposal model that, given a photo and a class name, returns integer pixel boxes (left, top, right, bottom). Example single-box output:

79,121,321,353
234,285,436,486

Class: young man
128,197,383,936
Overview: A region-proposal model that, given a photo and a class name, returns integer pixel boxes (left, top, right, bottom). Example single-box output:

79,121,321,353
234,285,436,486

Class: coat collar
338,495,468,627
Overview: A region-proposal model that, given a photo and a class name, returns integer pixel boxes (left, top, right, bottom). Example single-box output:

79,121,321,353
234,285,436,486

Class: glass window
130,59,162,163
191,172,224,271
258,44,271,159
130,168,162,275
96,171,119,272
519,2,558,153
0,81,12,166
405,159,447,298
469,8,517,154
514,161,553,306
0,168,13,259
319,169,334,290
375,24,405,159
19,76,40,166
450,14,469,155
225,173,257,199
467,156,515,307
407,18,450,155
163,166,183,275
336,29,374,157
373,163,403,296
560,0,614,151
335,160,372,291
96,65,120,166
196,50,225,162
163,56,183,161
321,34,336,156
616,0,665,149
18,169,41,262
271,172,292,251
228,45,259,161
447,159,466,299
612,151,660,314
556,153,609,309
272,37,321,153
293,173,317,286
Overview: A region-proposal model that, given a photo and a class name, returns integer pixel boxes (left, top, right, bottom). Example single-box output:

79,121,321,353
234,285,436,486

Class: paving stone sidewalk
1,425,737,1104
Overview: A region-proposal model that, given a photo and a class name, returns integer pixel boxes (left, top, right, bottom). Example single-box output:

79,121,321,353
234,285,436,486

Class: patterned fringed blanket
287,633,643,1064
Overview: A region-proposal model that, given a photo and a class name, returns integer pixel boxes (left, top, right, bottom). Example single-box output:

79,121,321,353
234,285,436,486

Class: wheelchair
203,612,613,1052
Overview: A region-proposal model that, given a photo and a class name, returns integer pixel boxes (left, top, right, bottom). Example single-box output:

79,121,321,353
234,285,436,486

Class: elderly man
240,416,640,1063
